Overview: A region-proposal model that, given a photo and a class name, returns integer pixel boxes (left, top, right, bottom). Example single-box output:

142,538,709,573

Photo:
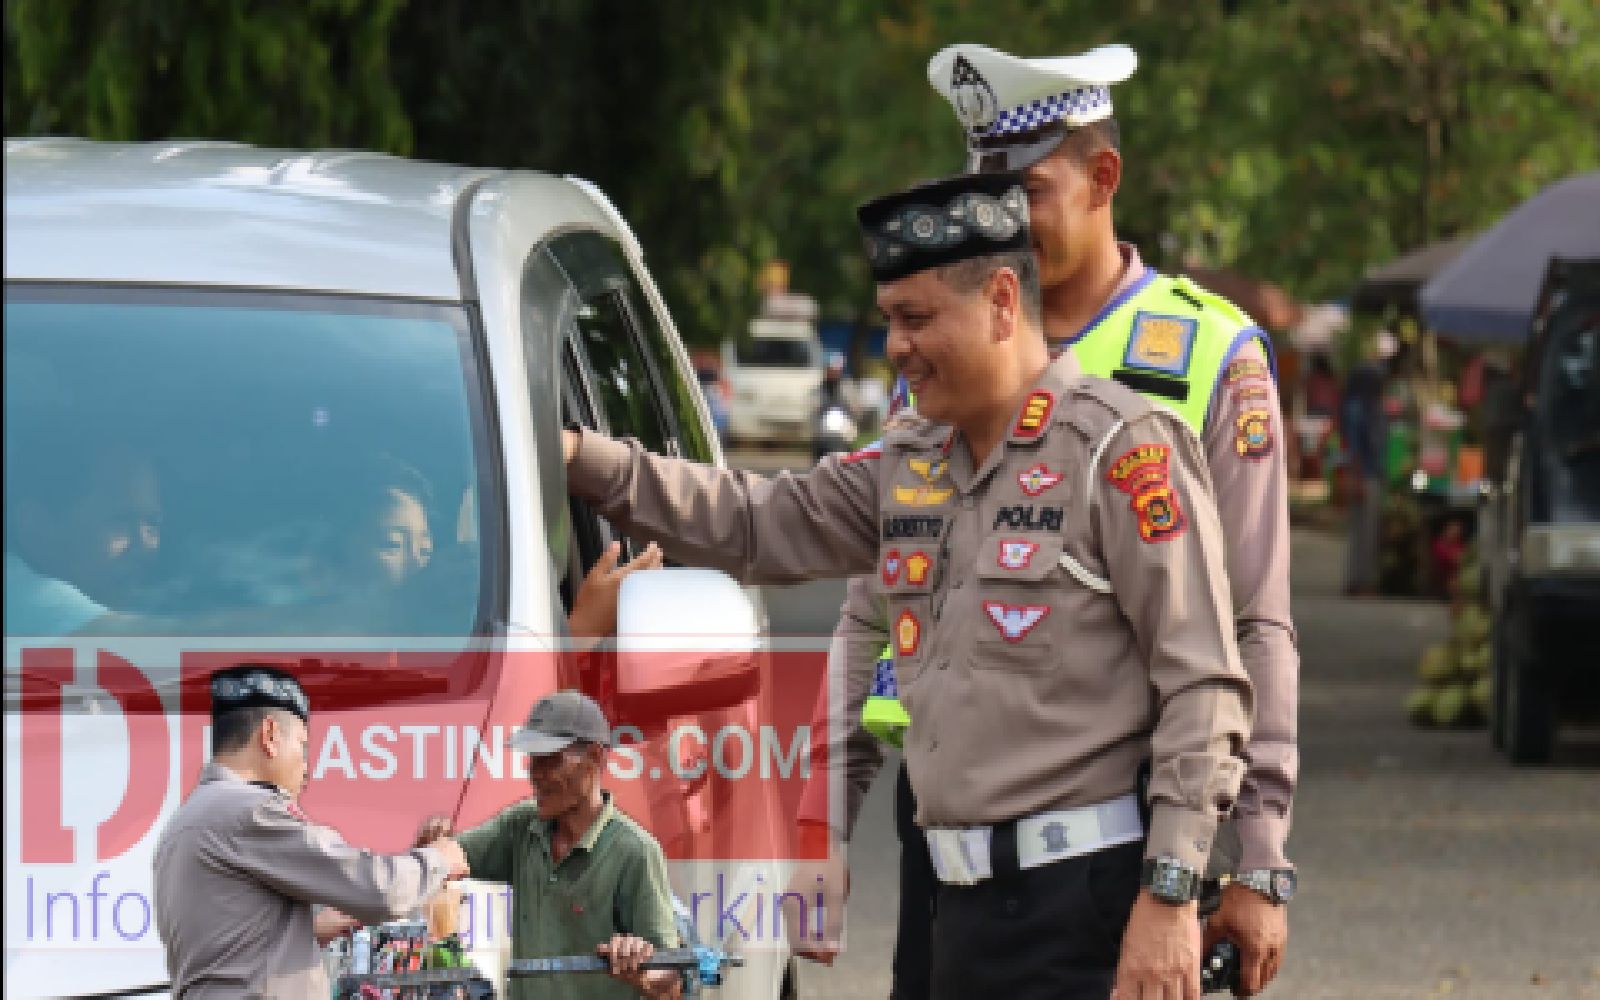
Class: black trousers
891,762,936,1000
929,839,1145,1000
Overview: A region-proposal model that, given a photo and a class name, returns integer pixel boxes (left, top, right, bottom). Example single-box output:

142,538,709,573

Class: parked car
1480,257,1600,763
723,317,823,446
697,363,733,441
3,139,799,999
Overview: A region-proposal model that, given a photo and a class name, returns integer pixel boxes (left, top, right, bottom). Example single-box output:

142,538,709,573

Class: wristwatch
1233,868,1298,904
1140,856,1201,904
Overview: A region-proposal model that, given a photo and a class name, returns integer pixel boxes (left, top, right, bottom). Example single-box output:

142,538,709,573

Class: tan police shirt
567,352,1252,870
804,244,1298,870
154,762,450,998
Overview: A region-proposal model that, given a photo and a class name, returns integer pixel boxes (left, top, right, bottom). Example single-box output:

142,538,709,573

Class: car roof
3,138,589,300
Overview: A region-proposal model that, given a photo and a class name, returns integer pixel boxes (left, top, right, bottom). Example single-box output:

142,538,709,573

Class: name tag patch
883,515,944,541
1125,312,1197,377
984,601,1050,642
993,505,1064,532
1016,463,1064,497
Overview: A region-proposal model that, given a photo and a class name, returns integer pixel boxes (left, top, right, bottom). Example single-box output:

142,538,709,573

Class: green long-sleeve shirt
458,793,680,1000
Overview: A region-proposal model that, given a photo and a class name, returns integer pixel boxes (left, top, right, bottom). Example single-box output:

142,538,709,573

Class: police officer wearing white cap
797,41,1300,999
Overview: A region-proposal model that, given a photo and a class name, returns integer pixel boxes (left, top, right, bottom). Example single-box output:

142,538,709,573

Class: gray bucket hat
510,691,611,755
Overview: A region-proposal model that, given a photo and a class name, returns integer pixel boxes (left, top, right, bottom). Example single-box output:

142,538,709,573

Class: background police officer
154,664,469,998
559,170,1253,999
799,42,1300,998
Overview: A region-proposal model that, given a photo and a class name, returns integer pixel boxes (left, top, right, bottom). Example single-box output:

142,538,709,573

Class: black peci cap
209,664,309,723
857,172,1031,284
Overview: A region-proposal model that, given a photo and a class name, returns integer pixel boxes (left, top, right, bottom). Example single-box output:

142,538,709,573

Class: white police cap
928,43,1137,172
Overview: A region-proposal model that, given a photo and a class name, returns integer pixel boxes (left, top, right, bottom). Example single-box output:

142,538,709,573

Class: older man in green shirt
420,691,682,1000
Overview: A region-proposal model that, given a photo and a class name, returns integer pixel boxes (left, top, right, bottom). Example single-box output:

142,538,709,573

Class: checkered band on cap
981,84,1111,138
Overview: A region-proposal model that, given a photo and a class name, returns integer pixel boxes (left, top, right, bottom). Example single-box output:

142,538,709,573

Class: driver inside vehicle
4,438,164,636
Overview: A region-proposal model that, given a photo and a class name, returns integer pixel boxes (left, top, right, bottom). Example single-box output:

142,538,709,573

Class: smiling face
1019,134,1121,289
878,268,1001,426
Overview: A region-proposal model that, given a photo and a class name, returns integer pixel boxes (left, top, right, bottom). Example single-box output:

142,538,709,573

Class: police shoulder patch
1235,408,1274,460
1105,443,1187,543
1124,312,1198,377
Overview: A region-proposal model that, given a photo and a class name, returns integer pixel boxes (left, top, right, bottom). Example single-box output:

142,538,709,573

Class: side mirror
612,567,762,721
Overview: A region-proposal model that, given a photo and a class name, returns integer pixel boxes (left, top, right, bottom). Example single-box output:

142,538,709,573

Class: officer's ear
1084,146,1121,212
985,266,1022,343
258,712,280,757
259,710,295,758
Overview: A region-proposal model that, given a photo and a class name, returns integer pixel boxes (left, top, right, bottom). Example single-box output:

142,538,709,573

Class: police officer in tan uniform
561,171,1252,999
153,664,470,998
800,42,1301,998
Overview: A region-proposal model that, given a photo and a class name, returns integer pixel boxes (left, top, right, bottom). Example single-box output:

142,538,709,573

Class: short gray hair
935,250,1043,326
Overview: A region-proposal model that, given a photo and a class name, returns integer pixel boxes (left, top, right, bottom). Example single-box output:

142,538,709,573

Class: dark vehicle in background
1481,258,1600,763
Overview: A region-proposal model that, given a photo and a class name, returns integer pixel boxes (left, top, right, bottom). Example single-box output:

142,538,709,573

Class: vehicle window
3,287,494,638
1538,295,1600,506
625,290,716,465
736,338,816,368
544,234,679,458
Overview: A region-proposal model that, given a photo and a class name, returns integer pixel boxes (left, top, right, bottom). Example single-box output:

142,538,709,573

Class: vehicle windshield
3,286,496,637
1538,292,1600,517
736,337,817,368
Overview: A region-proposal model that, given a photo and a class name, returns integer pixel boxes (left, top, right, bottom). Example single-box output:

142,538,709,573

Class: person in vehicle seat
5,439,163,635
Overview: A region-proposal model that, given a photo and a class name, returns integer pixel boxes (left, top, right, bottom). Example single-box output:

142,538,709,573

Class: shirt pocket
972,533,1066,669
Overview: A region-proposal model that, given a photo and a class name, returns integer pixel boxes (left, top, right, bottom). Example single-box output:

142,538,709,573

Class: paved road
733,449,1600,999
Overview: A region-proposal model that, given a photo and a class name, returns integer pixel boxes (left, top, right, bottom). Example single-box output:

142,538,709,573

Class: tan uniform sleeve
566,427,881,584
1094,411,1253,872
795,575,890,839
215,797,449,927
1202,338,1299,870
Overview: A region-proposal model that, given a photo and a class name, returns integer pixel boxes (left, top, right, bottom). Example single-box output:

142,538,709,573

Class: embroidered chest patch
997,539,1040,570
893,455,955,506
882,549,903,585
894,608,922,657
983,601,1050,642
904,551,933,586
1106,443,1188,543
1125,312,1198,377
1016,463,1064,497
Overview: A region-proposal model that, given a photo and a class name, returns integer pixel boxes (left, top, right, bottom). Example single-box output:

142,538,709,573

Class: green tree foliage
6,0,1597,340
